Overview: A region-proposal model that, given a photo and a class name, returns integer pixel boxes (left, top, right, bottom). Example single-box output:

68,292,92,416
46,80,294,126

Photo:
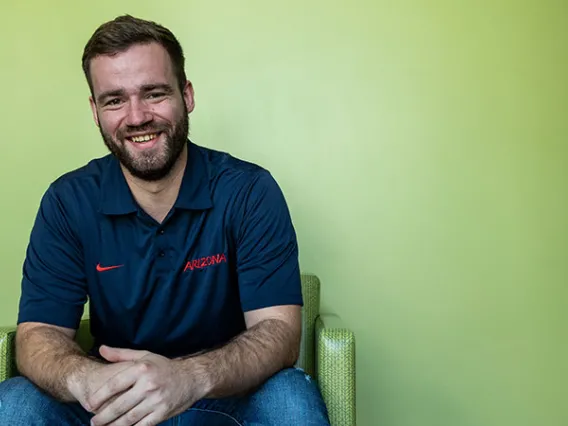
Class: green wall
1,1,566,425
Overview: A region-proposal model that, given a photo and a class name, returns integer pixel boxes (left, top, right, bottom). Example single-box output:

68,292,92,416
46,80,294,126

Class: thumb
99,345,147,363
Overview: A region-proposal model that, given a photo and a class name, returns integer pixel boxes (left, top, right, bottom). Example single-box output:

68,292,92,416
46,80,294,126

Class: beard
99,107,189,182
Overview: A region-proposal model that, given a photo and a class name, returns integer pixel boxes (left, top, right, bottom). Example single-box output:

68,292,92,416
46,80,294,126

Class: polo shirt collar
174,141,213,210
100,140,213,215
99,156,138,215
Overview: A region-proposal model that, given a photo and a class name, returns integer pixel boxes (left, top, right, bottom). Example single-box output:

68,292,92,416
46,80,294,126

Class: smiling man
0,15,330,426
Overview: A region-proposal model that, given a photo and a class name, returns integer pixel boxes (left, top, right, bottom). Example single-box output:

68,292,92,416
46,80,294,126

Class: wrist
175,355,214,400
65,355,101,400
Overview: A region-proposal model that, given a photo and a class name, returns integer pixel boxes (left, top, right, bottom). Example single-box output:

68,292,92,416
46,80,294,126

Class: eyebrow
96,84,175,104
96,89,125,105
140,83,174,94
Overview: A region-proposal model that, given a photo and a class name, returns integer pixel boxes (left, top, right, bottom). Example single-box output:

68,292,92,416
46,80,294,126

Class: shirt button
159,251,165,257
159,229,165,235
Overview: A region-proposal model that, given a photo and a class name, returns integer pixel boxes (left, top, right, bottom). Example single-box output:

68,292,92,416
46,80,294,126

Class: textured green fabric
317,314,356,426
296,273,321,378
0,274,356,426
0,326,17,383
75,319,94,352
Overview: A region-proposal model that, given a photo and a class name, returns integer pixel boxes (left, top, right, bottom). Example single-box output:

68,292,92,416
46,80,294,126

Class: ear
89,96,100,127
182,80,195,114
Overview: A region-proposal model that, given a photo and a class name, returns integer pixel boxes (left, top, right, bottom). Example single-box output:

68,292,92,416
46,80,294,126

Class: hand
67,358,136,414
88,346,207,426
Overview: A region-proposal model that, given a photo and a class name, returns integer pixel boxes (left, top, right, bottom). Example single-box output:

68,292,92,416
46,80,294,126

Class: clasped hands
70,345,207,426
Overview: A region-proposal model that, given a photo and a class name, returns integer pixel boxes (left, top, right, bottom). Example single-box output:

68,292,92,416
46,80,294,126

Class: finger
100,346,148,363
90,393,119,414
90,385,147,426
110,391,165,426
87,366,139,412
134,409,167,426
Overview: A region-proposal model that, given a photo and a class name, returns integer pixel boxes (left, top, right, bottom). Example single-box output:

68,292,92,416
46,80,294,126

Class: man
0,15,330,426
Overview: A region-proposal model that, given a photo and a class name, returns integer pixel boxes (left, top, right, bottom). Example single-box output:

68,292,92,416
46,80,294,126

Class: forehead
89,42,176,95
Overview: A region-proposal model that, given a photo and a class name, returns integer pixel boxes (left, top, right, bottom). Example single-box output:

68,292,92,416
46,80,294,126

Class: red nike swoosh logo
96,263,124,272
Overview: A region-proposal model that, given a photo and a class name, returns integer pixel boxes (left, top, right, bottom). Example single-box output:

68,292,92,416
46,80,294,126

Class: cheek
153,102,183,123
99,113,123,136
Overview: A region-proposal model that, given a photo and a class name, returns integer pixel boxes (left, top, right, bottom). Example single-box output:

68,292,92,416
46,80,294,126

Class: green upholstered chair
0,273,356,425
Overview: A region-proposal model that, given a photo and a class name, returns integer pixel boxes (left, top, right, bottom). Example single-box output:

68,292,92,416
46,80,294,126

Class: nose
125,99,152,127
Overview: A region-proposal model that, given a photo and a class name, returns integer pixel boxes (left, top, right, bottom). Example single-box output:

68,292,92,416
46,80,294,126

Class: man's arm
15,186,112,403
181,305,302,399
184,171,304,398
16,322,98,401
16,321,133,408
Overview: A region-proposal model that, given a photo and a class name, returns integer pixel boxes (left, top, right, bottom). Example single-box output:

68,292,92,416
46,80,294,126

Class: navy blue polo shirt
18,141,302,358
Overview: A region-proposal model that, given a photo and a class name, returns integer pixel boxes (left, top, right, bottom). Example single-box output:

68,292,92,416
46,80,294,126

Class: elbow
284,327,302,367
14,328,31,376
286,351,300,368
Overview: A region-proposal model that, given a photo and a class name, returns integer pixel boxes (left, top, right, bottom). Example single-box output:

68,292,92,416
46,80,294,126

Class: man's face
89,42,194,181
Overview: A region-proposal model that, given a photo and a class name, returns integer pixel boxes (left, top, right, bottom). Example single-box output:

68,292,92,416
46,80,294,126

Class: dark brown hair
82,15,187,97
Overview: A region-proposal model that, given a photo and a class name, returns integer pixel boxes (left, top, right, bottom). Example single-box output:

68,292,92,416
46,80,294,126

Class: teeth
131,133,157,143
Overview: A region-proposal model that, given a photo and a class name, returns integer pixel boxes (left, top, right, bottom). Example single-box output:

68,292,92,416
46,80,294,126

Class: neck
121,144,188,223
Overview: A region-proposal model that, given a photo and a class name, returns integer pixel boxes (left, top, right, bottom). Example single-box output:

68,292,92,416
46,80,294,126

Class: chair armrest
316,314,356,426
0,326,17,383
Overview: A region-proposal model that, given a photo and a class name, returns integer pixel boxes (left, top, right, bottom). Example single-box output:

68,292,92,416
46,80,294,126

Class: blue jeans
0,368,329,425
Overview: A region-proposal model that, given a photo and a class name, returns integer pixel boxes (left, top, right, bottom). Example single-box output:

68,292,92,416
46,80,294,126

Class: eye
104,98,122,107
147,92,166,100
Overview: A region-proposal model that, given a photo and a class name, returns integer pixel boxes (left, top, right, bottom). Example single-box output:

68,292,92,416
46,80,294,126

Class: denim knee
246,367,330,425
0,376,90,425
0,376,52,423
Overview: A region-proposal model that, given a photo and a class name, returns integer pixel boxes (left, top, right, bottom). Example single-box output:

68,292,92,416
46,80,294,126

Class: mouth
125,132,163,149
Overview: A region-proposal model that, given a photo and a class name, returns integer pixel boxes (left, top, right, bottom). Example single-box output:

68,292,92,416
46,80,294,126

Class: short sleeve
235,171,303,312
17,186,87,329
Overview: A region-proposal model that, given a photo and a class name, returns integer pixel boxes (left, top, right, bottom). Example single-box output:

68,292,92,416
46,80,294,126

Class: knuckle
106,381,118,393
145,379,160,391
105,406,118,419
163,399,174,412
138,361,152,374
85,396,96,410
125,410,139,423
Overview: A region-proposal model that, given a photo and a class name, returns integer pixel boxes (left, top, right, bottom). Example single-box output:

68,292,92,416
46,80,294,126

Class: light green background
1,1,566,425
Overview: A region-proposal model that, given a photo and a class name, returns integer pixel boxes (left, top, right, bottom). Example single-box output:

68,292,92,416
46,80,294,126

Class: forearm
179,318,300,399
16,325,101,402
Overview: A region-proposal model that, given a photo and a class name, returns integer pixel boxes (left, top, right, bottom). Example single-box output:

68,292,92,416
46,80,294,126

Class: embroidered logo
184,253,227,272
96,263,124,272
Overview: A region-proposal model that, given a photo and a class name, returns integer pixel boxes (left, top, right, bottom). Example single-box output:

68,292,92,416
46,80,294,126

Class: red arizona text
184,253,227,272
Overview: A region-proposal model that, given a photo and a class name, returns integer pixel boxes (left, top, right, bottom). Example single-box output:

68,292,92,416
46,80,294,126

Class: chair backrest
76,273,322,377
297,273,321,378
